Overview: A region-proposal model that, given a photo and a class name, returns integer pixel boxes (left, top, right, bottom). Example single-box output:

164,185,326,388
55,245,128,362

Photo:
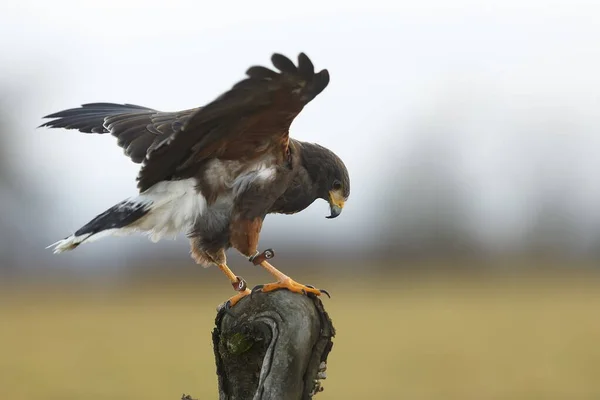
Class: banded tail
48,179,205,253
48,200,151,253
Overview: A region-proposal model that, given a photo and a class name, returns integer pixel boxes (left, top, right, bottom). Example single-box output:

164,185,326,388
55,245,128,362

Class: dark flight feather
40,103,199,164
73,200,150,238
137,53,330,192
40,53,330,191
41,53,351,264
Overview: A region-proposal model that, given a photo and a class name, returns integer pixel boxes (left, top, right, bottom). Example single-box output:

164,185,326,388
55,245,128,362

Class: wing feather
40,52,330,192
40,103,199,164
137,52,330,192
126,134,155,162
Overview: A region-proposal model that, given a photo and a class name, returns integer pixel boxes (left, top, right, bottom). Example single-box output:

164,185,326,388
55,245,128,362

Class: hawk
40,53,350,308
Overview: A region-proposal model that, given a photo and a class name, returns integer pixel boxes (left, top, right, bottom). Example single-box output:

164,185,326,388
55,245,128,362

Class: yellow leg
255,260,329,297
225,289,251,308
218,264,250,308
218,263,239,284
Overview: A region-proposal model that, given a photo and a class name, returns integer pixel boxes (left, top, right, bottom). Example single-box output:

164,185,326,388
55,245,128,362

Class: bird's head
299,141,350,219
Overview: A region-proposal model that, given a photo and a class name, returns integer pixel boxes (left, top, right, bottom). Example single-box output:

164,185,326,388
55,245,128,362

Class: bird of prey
40,52,350,308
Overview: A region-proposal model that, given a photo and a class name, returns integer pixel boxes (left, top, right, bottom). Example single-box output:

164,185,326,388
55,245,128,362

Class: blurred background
1,0,600,399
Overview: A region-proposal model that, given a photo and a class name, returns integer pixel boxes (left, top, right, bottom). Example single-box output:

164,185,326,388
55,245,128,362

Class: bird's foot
250,252,330,298
222,288,251,310
251,278,330,298
217,276,250,311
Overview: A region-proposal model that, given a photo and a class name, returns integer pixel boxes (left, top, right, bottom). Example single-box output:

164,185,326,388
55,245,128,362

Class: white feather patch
49,178,206,252
231,163,277,197
131,178,207,242
49,158,277,254
47,229,120,254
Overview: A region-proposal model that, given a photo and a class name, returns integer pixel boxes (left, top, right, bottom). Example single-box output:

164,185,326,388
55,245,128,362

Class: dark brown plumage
41,52,349,307
137,53,329,192
40,103,199,163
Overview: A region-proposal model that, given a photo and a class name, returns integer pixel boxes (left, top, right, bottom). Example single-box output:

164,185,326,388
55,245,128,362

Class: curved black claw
250,284,265,298
306,284,331,298
216,299,233,314
220,299,240,317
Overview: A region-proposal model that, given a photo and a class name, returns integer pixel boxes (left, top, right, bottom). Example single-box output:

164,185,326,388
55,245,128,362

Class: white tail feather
46,235,88,254
47,229,127,253
49,179,206,253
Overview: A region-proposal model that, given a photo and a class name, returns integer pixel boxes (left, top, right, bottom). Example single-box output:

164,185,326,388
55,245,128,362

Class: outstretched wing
137,52,330,192
40,103,199,163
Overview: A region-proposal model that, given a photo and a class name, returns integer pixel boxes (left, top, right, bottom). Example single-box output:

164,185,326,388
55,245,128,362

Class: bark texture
208,290,335,400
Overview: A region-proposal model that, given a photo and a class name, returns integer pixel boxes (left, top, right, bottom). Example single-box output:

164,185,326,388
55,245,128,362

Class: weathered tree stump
209,290,335,400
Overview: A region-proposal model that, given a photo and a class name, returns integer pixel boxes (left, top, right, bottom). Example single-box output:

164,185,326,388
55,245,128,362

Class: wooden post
206,290,335,400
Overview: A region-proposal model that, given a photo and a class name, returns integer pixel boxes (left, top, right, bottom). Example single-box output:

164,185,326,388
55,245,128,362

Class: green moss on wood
226,332,254,355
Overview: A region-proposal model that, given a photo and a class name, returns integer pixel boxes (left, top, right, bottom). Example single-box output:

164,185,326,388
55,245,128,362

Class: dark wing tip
39,103,157,133
41,109,74,119
298,66,330,104
236,53,330,106
271,53,298,74
313,69,330,95
297,52,315,77
273,53,330,103
245,65,278,80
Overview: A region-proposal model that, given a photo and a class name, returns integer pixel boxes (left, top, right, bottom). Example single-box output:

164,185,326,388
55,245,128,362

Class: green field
2,270,600,399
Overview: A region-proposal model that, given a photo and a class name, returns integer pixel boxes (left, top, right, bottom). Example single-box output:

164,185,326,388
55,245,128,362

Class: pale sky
1,0,599,266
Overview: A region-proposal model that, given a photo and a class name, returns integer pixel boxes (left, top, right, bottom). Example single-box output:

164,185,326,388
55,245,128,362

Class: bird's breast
201,157,278,199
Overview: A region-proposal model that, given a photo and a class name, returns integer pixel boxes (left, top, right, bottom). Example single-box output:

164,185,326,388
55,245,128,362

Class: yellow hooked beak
326,190,345,219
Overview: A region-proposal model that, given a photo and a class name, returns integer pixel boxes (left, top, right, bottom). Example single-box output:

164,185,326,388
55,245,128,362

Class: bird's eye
332,180,342,190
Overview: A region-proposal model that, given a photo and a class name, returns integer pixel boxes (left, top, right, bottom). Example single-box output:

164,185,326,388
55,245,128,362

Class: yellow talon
253,279,330,297
224,289,251,309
